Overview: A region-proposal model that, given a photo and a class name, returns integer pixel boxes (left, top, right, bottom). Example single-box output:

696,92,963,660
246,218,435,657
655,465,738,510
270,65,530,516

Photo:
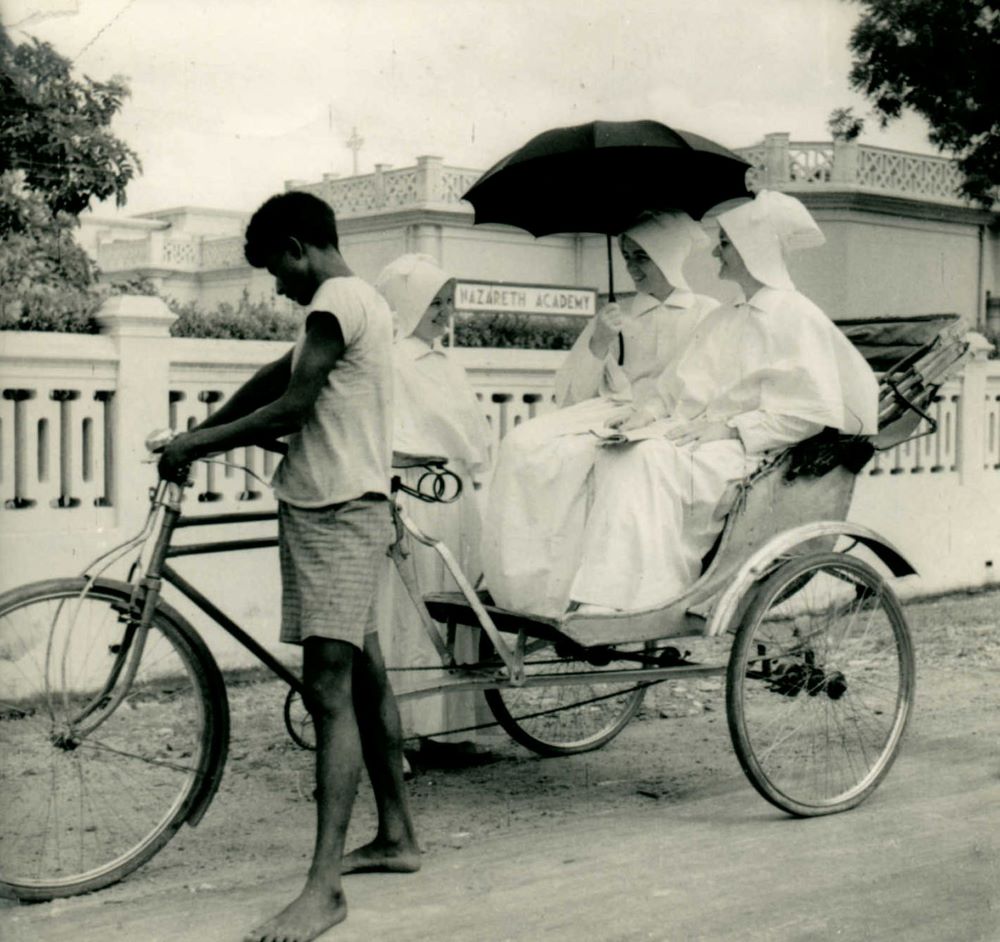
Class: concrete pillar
958,356,990,488
406,223,443,259
416,155,444,204
832,140,859,185
95,295,177,530
147,231,166,268
763,132,790,187
374,163,391,208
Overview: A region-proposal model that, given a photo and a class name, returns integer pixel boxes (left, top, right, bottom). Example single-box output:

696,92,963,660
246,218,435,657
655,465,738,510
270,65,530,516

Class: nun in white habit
481,212,718,617
567,190,879,613
376,254,492,742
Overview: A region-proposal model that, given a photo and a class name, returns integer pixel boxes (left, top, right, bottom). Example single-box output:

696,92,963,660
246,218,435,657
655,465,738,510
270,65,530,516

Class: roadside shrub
0,282,101,332
169,291,299,340
1,282,593,349
452,311,586,350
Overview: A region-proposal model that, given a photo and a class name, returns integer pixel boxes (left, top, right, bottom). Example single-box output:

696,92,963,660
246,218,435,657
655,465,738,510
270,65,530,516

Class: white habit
485,192,879,617
376,255,492,740
482,212,718,616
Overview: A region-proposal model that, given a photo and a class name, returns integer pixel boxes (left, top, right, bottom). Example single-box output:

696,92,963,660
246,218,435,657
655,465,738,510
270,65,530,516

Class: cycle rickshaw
0,313,970,902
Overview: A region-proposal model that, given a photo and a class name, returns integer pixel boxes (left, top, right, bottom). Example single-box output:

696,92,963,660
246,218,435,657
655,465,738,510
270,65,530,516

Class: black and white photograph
1,1,998,939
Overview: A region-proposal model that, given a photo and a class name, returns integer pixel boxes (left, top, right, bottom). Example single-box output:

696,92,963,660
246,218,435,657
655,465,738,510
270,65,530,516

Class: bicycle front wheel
0,578,227,901
726,553,914,817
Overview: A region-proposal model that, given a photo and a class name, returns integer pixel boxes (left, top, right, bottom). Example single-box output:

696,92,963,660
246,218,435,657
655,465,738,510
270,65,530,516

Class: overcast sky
6,0,937,217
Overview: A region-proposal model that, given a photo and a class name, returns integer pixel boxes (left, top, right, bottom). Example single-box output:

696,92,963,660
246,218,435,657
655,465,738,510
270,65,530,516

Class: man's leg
245,638,359,942
342,630,421,873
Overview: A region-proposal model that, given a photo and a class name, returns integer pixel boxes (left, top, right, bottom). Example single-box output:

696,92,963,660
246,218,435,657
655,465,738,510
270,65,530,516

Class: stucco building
81,133,1000,331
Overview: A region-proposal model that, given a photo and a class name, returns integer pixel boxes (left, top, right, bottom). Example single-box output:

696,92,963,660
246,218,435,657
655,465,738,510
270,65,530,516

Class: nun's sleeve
554,321,607,406
727,412,825,455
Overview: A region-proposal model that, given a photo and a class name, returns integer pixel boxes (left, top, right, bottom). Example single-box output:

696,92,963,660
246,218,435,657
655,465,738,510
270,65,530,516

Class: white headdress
716,190,825,290
621,211,710,292
375,254,451,337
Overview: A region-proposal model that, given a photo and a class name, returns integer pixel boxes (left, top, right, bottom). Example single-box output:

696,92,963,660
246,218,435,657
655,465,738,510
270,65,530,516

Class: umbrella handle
606,233,616,303
606,233,624,366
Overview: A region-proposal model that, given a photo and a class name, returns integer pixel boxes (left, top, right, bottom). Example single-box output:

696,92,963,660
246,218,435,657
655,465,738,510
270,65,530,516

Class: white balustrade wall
2,297,999,668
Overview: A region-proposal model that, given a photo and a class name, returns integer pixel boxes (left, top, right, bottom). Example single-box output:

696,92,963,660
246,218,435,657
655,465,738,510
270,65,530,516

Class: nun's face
619,235,671,300
712,228,752,285
411,280,454,342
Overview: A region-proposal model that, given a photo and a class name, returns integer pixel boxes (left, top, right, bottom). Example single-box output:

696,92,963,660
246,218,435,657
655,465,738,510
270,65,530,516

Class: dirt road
4,590,999,941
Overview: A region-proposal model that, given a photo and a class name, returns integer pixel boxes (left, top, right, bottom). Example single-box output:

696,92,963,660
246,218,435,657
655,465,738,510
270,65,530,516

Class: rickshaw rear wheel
726,552,914,817
480,633,651,757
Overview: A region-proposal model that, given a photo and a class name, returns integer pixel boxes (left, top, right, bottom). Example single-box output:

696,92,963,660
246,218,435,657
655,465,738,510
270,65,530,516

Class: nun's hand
607,405,657,432
589,303,625,358
666,419,739,447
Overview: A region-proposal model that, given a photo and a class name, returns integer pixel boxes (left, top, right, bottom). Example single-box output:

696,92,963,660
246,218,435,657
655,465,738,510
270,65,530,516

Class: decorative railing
2,298,999,603
867,389,960,476
441,167,485,204
856,145,966,201
787,142,835,184
986,376,1000,471
162,238,202,268
98,238,152,271
735,134,982,206
297,157,482,219
200,237,247,270
380,167,421,207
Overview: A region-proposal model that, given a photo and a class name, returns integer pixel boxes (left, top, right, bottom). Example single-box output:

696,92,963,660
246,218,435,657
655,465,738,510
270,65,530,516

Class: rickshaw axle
749,644,848,700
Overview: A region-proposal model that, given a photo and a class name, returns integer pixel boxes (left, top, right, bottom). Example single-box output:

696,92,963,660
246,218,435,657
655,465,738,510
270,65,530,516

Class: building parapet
294,156,482,219
737,133,983,207
94,139,993,277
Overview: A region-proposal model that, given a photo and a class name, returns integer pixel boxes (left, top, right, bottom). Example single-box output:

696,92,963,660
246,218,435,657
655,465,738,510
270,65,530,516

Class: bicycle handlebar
146,428,462,504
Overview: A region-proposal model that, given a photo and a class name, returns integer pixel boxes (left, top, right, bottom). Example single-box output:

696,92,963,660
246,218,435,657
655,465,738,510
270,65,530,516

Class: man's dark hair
244,191,340,268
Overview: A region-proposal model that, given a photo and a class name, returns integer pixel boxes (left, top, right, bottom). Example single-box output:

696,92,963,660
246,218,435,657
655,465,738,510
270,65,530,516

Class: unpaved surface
4,589,999,941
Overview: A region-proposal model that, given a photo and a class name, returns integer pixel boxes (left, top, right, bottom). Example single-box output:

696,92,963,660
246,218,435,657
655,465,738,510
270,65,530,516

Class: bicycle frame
63,466,726,747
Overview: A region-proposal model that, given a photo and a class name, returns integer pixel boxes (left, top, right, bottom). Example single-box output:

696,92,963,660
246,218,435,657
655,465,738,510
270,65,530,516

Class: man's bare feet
341,838,421,874
244,883,347,942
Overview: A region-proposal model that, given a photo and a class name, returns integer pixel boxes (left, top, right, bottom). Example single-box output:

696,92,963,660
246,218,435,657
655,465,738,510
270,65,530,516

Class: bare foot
244,884,346,942
341,838,421,874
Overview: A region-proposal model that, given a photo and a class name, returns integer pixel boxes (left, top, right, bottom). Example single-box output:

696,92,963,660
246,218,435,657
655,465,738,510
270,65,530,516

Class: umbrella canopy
462,119,752,236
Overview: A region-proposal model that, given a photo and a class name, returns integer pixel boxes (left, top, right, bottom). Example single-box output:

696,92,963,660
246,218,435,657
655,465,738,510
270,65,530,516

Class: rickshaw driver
158,191,419,942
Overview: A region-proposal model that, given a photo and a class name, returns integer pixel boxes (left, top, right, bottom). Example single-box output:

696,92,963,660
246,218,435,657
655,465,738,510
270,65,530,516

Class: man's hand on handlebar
156,433,195,484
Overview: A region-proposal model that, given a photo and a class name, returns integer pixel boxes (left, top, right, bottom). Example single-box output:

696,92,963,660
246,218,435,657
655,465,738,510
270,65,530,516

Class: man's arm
158,314,344,480
193,350,293,432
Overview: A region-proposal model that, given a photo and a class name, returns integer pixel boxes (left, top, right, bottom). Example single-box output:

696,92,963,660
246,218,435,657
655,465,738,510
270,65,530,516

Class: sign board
455,281,596,317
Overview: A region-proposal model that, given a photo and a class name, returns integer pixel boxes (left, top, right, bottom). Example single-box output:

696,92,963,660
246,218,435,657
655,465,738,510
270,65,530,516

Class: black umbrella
462,119,752,361
464,119,751,236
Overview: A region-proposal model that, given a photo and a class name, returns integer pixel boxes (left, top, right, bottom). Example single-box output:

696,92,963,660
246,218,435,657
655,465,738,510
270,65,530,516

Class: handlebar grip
146,428,175,454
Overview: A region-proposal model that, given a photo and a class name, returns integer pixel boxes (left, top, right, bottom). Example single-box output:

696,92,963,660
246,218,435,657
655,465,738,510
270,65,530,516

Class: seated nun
481,211,719,617
375,254,492,747
565,191,880,614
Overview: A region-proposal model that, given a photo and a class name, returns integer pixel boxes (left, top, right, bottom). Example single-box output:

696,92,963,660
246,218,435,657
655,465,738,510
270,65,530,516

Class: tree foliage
0,30,141,329
827,107,865,142
847,0,1000,204
0,169,102,330
0,34,141,217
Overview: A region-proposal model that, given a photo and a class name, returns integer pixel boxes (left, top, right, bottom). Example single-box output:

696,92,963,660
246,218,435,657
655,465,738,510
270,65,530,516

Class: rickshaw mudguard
704,520,917,638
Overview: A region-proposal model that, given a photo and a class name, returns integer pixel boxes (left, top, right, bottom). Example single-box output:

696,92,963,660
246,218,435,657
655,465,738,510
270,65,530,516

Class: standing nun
376,254,492,747
481,211,718,617
568,190,880,613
